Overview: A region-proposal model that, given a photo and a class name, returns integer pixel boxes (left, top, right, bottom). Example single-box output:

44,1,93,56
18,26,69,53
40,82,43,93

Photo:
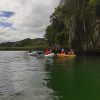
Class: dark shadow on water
43,56,100,100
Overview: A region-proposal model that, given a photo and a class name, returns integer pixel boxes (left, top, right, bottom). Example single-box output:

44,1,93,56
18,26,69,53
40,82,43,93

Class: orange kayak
57,53,76,57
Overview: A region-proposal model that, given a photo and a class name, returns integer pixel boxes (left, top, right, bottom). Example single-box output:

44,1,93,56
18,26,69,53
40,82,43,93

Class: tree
45,0,99,52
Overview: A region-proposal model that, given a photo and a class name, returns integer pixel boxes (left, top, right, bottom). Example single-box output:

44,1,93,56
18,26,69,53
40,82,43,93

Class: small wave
10,90,24,97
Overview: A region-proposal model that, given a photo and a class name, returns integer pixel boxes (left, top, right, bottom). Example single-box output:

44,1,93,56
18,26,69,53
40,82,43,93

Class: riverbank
0,47,100,56
0,45,48,51
76,50,100,56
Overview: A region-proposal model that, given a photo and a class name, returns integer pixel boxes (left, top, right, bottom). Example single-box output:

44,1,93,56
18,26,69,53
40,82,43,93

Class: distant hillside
0,38,48,50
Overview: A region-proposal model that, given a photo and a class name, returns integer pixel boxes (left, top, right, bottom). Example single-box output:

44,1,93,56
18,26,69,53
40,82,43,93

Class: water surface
0,51,100,100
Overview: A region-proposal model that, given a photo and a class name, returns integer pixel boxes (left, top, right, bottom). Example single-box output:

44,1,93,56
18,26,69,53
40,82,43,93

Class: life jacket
45,50,50,55
61,51,65,54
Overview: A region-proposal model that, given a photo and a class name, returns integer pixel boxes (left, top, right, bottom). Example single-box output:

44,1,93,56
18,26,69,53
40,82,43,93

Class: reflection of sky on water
0,63,14,96
0,51,54,100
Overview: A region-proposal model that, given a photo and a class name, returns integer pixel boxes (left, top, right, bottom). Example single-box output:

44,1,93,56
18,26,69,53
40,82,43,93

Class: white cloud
0,0,59,43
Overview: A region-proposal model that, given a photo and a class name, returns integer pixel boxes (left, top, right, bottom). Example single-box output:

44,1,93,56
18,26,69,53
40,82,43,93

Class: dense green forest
45,0,100,53
0,38,48,50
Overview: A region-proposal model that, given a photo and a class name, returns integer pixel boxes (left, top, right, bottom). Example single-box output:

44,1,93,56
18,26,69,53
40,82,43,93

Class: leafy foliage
45,0,100,52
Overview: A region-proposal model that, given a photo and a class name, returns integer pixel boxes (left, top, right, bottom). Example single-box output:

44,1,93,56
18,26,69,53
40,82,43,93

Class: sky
0,0,59,43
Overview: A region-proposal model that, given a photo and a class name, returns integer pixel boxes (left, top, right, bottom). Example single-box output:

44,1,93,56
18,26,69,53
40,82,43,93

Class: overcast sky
0,0,59,43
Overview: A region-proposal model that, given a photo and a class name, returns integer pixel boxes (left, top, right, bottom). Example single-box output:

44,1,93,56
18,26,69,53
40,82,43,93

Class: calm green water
0,51,100,100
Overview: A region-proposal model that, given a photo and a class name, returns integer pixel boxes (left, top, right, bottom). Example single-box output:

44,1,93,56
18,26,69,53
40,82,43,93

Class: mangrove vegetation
45,0,100,53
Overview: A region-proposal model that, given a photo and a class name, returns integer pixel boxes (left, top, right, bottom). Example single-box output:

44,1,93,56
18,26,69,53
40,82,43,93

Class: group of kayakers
28,48,75,58
61,49,75,55
44,48,75,55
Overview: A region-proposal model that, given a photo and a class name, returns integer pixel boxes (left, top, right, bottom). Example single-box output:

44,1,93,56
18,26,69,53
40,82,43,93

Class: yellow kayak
57,53,76,57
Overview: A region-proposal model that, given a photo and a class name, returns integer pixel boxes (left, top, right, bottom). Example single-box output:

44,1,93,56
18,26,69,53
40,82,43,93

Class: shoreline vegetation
44,0,100,55
0,38,49,51
0,46,48,51
0,37,100,55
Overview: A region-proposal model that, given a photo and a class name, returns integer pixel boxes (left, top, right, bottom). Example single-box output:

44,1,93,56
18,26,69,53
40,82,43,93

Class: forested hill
0,38,48,50
45,0,100,53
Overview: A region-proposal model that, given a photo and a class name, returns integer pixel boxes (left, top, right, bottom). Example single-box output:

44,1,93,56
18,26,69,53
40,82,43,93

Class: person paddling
61,49,65,54
44,49,50,55
68,49,74,55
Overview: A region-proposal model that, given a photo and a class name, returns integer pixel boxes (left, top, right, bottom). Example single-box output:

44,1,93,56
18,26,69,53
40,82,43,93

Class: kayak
28,51,43,56
28,51,37,56
45,53,55,58
28,52,33,55
57,53,76,57
35,53,44,58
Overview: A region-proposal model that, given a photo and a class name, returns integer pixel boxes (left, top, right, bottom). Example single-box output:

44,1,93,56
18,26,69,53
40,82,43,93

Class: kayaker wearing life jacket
44,49,51,55
68,49,74,55
61,49,65,54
